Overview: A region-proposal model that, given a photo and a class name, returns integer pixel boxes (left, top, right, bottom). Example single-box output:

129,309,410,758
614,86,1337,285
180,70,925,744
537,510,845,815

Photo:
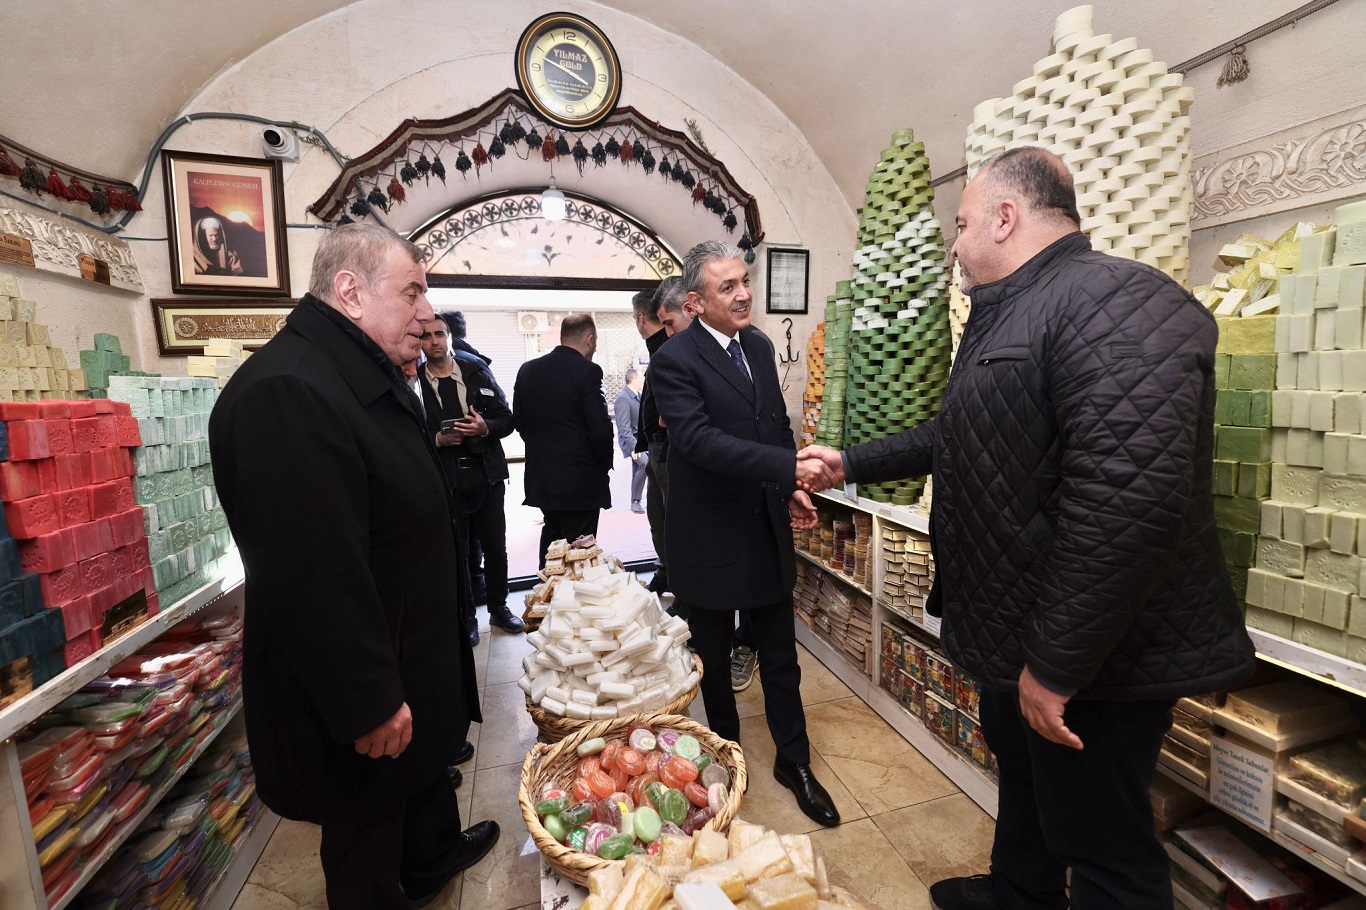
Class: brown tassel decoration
692,185,706,205
541,135,558,161
0,148,19,178
66,177,94,203
1217,45,1250,88
472,142,489,175
619,138,635,164
45,169,72,200
90,185,110,216
388,176,406,204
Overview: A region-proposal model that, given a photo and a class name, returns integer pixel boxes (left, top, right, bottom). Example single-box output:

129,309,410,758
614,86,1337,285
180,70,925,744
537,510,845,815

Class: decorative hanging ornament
619,138,635,164
526,128,542,151
432,154,447,183
631,139,646,163
20,159,45,194
89,185,110,216
591,141,607,167
472,142,489,175
489,136,506,159
415,153,432,177
388,176,406,204
367,186,390,213
45,168,71,200
554,134,571,158
723,212,738,233
691,185,706,205
604,136,621,159
66,177,94,203
350,194,371,217
680,170,696,190
337,214,356,226
541,135,558,161
572,139,589,175
455,149,473,177
0,148,19,178
400,161,419,186
658,158,672,182
640,150,656,174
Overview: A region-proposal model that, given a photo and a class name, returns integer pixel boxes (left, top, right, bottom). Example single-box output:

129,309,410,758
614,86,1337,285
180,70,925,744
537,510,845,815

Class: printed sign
1210,735,1275,832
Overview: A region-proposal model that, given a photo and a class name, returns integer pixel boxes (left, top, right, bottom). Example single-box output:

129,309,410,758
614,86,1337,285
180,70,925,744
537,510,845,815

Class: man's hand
1018,666,1083,750
451,407,487,438
788,490,819,530
795,445,846,493
354,703,413,759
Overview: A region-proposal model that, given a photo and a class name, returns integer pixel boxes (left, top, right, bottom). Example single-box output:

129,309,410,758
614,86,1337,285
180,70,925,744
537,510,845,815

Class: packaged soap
1285,739,1366,808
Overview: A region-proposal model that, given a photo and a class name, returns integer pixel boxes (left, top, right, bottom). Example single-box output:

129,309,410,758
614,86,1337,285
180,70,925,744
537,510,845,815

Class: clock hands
545,58,591,87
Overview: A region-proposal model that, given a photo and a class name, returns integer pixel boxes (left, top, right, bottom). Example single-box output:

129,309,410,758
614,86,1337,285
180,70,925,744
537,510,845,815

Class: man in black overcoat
209,223,498,909
649,240,842,828
513,313,614,562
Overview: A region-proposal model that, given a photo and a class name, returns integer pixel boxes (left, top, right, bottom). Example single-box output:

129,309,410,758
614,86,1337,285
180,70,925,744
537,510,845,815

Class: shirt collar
697,317,737,350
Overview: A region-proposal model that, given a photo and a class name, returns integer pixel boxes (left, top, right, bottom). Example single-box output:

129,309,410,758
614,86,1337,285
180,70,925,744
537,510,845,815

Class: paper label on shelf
1210,735,1275,832
920,613,942,637
843,482,858,503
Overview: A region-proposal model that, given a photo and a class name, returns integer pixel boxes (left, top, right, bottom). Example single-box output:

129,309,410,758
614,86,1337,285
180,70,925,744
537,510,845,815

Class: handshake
795,445,845,494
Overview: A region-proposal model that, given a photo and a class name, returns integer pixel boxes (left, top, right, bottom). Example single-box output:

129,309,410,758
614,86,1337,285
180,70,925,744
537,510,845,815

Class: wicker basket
518,711,747,886
524,653,703,742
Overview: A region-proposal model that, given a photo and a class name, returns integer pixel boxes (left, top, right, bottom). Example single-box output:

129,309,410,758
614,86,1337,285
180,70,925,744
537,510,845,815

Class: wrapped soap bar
607,865,669,910
1286,739,1366,807
735,831,795,882
748,872,818,909
674,881,738,910
681,858,747,900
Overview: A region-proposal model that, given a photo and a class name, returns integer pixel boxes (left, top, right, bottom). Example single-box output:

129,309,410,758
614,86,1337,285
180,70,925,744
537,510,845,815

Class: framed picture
765,247,809,315
151,298,295,356
161,150,290,296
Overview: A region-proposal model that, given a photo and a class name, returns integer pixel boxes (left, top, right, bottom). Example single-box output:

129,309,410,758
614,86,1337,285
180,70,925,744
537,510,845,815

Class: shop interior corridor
230,607,995,910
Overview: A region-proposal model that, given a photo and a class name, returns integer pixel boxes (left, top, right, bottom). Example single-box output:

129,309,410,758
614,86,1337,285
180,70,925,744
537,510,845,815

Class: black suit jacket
419,354,514,486
635,327,668,456
513,345,613,510
209,296,478,824
649,320,798,611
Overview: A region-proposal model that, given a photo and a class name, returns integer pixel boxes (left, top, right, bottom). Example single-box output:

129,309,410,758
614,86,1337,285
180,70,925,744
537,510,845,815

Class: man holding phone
418,317,523,645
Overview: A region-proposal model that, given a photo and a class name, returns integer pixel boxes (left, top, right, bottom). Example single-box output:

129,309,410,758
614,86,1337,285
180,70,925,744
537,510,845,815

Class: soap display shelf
795,619,870,693
0,564,246,744
46,700,245,910
880,599,940,640
1247,629,1366,700
200,809,280,910
1156,760,1366,897
816,488,931,535
794,548,873,598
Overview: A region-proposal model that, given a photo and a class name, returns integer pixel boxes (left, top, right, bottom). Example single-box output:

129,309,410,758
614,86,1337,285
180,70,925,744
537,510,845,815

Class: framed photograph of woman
161,150,290,296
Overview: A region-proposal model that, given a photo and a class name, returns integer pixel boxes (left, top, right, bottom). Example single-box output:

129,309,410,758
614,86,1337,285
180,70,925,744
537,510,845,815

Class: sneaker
631,501,645,513
730,645,758,692
928,874,996,910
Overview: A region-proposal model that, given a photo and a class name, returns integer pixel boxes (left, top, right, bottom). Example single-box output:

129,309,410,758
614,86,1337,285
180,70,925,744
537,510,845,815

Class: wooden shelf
794,549,872,597
1247,628,1366,700
0,557,245,744
815,488,930,534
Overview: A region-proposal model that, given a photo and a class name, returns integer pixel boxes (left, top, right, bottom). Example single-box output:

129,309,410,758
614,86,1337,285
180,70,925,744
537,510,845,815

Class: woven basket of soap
518,712,747,886
525,652,703,742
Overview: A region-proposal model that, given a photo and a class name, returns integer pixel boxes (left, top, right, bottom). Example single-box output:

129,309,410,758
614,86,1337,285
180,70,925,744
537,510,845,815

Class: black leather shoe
928,874,997,909
488,604,525,634
404,820,501,908
466,611,479,647
454,740,475,765
447,765,463,789
773,762,840,827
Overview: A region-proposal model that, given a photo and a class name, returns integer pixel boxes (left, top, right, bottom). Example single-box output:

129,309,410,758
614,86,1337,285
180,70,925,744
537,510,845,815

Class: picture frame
765,247,809,315
150,298,296,356
160,150,291,296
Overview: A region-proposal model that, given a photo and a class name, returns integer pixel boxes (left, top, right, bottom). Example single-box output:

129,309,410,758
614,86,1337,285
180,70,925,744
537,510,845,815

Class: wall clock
515,12,622,129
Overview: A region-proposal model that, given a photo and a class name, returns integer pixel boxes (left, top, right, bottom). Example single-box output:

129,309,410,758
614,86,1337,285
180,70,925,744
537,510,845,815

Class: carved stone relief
0,197,143,291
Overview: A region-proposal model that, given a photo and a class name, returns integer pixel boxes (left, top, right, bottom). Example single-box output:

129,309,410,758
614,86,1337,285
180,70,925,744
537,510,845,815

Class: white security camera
260,127,300,161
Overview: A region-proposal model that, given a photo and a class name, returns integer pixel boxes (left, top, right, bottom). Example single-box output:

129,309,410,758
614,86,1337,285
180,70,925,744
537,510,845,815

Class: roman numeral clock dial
516,13,622,129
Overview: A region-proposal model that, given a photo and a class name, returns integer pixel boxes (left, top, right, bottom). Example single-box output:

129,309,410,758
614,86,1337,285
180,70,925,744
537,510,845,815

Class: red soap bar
5,494,61,538
113,479,134,513
89,482,122,520
0,461,42,501
67,400,100,419
46,420,74,456
71,520,113,562
53,455,87,492
92,400,116,415
0,403,42,420
129,539,149,569
38,401,72,420
146,593,159,616
8,420,52,461
94,416,118,448
57,489,91,527
63,632,95,666
109,401,131,417
108,510,139,547
79,554,112,595
89,449,119,484
19,529,77,574
46,598,92,639
36,458,58,493
109,546,133,580
116,448,134,478
115,416,141,448
70,418,100,453
40,564,85,608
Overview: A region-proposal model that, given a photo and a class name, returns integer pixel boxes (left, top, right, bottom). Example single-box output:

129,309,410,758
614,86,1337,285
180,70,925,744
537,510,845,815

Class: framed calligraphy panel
151,298,295,356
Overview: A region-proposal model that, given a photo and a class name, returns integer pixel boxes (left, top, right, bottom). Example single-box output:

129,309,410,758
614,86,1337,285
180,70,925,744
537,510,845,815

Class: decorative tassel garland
722,212,737,232
489,137,506,159
400,161,419,185
631,139,645,163
554,134,571,158
350,195,371,217
472,142,489,175
618,138,634,164
432,154,447,183
526,129,542,151
66,177,94,203
1217,45,1250,88
20,159,45,194
541,135,558,161
89,185,110,216
367,186,390,213
0,148,19,178
591,141,607,167
572,139,589,175
658,158,672,182
692,185,706,205
388,176,406,204
640,150,656,174
604,136,621,159
679,170,696,190
415,153,432,178
45,168,71,200
455,149,473,177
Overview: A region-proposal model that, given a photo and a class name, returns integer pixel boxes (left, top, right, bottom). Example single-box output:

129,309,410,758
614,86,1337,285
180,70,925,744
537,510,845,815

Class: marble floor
230,614,995,910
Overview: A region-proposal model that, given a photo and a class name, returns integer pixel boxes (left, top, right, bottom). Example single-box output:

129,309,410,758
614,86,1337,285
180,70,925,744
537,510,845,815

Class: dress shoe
488,604,525,634
773,762,840,827
466,611,479,647
403,820,501,908
928,874,997,909
447,765,463,789
646,569,669,594
454,740,475,765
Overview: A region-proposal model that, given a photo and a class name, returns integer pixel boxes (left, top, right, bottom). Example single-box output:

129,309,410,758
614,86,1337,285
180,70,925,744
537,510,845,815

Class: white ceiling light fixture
541,176,566,221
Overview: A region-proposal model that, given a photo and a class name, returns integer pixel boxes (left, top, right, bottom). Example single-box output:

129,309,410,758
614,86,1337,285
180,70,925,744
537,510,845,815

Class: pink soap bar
6,494,61,538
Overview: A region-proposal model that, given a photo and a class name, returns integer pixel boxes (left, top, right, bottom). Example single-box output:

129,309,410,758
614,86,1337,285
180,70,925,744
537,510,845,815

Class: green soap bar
1300,230,1337,274
93,333,121,353
1216,426,1272,463
1216,390,1252,427
1213,459,1239,497
1215,354,1232,389
79,349,102,370
1215,495,1262,534
1228,354,1277,391
1216,315,1277,355
1248,391,1272,428
1233,531,1258,569
1237,461,1271,500
1245,606,1296,637
1229,565,1249,601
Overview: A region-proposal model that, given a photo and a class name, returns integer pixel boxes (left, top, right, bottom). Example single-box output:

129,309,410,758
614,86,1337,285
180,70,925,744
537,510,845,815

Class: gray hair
654,275,688,314
681,241,744,297
624,367,640,384
309,223,424,301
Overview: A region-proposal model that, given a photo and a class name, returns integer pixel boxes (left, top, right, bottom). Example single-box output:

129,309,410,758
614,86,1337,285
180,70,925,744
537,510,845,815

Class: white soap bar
546,685,571,704
530,676,553,704
674,881,738,910
569,688,599,706
672,626,692,646
586,669,623,687
619,636,656,660
572,662,604,679
564,700,592,719
526,631,548,649
642,669,670,688
644,634,674,664
600,680,636,699
561,650,597,667
640,683,668,707
602,648,632,669
522,655,537,675
582,563,611,580
588,639,619,653
581,605,613,620
589,706,617,720
546,645,573,666
541,697,567,716
618,695,643,713
517,674,534,694
578,627,605,640
535,651,562,670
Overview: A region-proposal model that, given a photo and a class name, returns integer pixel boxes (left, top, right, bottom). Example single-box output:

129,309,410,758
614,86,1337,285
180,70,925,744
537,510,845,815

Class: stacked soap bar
517,567,697,719
1,400,156,671
813,287,852,448
792,560,872,670
0,275,86,402
1212,315,1278,603
947,267,972,363
1245,199,1366,660
794,508,872,588
799,322,825,448
186,338,251,388
964,5,1194,282
0,444,65,696
1195,223,1321,317
881,526,935,626
843,130,953,506
105,376,232,607
80,333,157,400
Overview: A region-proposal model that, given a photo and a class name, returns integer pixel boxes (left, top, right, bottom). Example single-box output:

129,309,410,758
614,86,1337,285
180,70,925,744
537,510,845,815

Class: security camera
260,127,300,162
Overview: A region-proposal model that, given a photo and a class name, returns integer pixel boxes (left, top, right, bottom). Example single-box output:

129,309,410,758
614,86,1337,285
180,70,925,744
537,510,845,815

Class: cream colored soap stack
1243,199,1366,660
964,5,1194,284
186,338,251,388
0,275,85,401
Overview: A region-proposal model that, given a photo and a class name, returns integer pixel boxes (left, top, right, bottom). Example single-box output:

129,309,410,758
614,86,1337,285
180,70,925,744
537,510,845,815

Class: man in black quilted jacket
801,147,1254,910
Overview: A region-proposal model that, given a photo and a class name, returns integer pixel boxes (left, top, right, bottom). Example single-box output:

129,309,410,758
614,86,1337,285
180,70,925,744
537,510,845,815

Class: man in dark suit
209,223,497,909
513,313,614,562
650,240,841,827
636,284,672,592
614,367,646,513
417,316,523,645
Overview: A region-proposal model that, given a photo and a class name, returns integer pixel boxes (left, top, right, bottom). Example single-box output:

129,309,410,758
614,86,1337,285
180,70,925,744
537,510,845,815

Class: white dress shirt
697,317,752,378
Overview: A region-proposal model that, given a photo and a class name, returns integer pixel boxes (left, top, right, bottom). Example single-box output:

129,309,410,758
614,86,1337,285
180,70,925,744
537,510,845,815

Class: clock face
516,13,621,129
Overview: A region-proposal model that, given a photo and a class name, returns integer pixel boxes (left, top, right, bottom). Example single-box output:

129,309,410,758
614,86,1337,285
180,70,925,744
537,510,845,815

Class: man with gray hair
211,223,497,908
650,240,841,827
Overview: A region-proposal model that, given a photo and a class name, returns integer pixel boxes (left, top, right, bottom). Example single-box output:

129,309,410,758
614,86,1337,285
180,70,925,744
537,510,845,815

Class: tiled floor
231,610,995,909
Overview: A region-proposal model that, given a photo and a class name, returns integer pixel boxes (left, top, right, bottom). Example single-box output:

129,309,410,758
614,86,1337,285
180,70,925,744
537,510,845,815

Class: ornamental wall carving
1194,104,1366,230
0,197,143,291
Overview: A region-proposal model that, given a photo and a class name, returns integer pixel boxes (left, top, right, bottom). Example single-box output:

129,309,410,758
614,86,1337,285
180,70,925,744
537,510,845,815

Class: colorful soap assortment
794,509,872,590
19,613,244,905
0,274,88,402
964,5,1194,283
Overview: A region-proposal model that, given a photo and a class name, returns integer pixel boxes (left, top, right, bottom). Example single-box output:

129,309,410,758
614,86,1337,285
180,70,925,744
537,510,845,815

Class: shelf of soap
1247,628,1366,700
794,548,872,597
816,489,930,535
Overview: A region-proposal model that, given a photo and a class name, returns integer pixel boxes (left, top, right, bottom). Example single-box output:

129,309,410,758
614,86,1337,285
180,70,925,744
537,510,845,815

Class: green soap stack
80,333,156,399
841,130,953,504
814,285,853,447
107,375,234,604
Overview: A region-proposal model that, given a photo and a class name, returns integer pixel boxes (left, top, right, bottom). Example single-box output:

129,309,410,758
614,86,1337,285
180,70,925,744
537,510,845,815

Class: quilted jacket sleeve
845,419,936,484
1023,266,1214,694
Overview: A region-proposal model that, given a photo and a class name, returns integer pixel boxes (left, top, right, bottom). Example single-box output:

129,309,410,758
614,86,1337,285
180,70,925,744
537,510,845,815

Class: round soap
568,826,588,851
656,730,679,754
597,832,634,860
628,728,657,753
536,794,570,817
542,813,568,842
673,735,701,762
656,788,688,826
708,783,729,814
634,806,662,844
575,737,606,757
701,762,731,789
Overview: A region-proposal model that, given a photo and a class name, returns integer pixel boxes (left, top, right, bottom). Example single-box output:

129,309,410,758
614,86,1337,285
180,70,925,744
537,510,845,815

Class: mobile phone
440,418,461,433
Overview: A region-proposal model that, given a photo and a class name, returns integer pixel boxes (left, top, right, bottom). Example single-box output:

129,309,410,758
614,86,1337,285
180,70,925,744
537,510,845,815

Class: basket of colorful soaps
519,712,747,886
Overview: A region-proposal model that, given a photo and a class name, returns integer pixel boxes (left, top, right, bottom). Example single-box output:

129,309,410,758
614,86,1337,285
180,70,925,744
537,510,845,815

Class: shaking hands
795,445,846,494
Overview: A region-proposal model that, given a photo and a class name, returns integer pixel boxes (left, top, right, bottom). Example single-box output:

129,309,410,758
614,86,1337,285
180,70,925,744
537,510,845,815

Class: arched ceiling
2,0,1358,213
